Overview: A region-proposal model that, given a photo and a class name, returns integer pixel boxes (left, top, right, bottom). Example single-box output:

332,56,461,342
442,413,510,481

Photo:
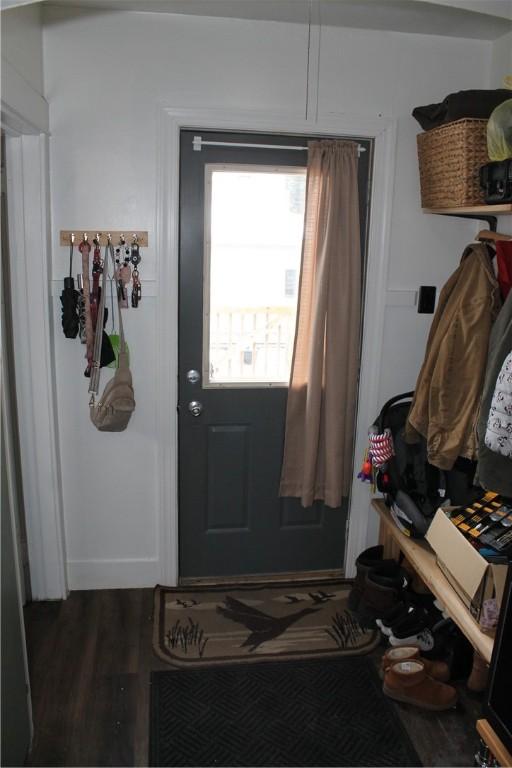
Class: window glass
204,165,306,386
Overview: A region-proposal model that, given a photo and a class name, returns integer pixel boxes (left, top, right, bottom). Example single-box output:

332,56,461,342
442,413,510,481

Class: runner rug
153,579,379,668
149,657,422,767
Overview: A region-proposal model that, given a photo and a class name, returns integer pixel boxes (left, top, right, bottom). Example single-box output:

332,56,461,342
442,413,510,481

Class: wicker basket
417,118,489,208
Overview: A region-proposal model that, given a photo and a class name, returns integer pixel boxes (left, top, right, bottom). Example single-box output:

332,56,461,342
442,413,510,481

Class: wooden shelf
477,719,512,767
372,499,494,663
423,204,512,215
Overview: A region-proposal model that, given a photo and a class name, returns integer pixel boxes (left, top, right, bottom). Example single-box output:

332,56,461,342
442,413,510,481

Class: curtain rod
192,135,366,156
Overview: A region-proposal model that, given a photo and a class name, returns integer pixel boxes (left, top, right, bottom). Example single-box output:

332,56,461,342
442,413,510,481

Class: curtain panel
279,140,362,508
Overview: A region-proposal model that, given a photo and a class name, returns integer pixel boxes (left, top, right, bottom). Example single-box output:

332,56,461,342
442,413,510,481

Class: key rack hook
59,230,148,247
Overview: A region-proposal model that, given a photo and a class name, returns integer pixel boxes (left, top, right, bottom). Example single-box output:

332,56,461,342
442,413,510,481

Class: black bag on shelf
480,159,512,204
412,89,511,131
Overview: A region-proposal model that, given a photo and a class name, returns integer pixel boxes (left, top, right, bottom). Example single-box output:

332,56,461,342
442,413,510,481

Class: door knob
188,400,203,417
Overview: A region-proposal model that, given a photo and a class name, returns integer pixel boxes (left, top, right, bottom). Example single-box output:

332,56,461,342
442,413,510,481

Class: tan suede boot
383,660,457,710
381,646,450,683
467,652,489,693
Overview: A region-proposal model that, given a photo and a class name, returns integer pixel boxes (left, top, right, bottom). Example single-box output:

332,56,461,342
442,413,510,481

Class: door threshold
179,568,345,587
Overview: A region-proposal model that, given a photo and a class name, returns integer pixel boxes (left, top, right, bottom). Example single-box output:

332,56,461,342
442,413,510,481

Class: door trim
156,108,397,585
4,132,68,600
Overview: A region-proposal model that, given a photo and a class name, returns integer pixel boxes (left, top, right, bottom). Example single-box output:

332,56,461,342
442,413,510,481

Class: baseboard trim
67,558,160,590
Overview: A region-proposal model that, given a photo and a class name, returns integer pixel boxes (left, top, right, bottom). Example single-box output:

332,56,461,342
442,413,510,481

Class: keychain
131,268,142,308
90,235,103,331
114,235,129,308
130,241,141,267
130,236,142,308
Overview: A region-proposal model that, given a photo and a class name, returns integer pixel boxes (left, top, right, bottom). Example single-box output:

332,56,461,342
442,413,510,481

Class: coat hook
120,233,125,245
132,233,138,243
107,233,112,243
83,232,88,242
70,233,75,244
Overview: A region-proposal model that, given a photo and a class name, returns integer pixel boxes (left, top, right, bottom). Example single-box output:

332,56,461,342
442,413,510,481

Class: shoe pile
349,545,448,652
381,646,457,710
349,545,483,699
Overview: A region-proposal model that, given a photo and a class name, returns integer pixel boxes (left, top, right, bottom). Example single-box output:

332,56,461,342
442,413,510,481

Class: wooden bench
372,499,494,664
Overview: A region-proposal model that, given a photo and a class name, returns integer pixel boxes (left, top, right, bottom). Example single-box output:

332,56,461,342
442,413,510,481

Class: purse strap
79,238,94,373
88,246,109,395
108,241,128,364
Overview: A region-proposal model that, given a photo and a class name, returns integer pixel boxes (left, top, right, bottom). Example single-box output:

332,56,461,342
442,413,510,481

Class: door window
203,164,306,387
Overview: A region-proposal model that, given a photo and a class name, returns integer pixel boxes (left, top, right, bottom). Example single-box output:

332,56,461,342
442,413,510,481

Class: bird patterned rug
153,579,379,667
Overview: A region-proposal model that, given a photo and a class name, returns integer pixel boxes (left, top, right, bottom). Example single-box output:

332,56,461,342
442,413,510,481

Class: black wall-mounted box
418,285,436,314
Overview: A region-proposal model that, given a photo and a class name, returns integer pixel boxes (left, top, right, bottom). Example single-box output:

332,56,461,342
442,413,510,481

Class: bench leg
378,516,402,560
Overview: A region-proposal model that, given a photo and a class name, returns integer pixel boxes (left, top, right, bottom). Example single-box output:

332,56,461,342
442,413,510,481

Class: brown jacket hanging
405,243,501,470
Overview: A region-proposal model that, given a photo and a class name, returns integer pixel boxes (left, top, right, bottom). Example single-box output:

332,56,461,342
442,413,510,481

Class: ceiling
3,0,512,40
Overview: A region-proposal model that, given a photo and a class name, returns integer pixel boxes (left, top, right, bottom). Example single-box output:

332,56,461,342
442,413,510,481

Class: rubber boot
381,646,450,683
356,562,408,628
347,546,396,612
383,660,457,711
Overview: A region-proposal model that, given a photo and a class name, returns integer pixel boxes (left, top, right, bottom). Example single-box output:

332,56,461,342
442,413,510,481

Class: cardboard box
426,508,508,625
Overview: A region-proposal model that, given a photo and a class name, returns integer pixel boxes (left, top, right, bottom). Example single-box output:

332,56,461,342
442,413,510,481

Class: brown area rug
153,579,379,667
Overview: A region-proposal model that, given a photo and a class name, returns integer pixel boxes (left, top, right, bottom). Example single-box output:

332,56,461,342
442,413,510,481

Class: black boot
356,562,410,629
348,545,396,611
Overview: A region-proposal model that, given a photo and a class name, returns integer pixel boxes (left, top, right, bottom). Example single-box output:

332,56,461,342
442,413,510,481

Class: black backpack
372,393,478,538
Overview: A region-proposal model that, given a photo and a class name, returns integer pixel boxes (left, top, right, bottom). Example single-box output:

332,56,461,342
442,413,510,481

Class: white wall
1,3,44,95
1,3,48,132
490,29,512,87
43,5,492,586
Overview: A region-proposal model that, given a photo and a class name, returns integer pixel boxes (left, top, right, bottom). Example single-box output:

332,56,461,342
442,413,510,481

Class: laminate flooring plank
94,589,143,677
391,695,480,767
80,673,138,767
26,592,99,766
134,588,169,767
65,594,103,765
24,601,61,694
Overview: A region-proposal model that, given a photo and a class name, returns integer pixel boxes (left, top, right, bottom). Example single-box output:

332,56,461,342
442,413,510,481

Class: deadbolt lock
186,369,200,385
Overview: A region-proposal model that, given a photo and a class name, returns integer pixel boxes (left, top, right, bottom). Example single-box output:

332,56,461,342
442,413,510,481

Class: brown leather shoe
383,660,457,710
381,646,451,683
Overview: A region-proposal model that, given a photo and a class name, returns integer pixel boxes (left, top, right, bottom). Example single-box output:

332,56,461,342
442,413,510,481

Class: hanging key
131,267,141,308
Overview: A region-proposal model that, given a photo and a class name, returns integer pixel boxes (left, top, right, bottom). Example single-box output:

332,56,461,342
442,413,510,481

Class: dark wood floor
24,588,482,767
